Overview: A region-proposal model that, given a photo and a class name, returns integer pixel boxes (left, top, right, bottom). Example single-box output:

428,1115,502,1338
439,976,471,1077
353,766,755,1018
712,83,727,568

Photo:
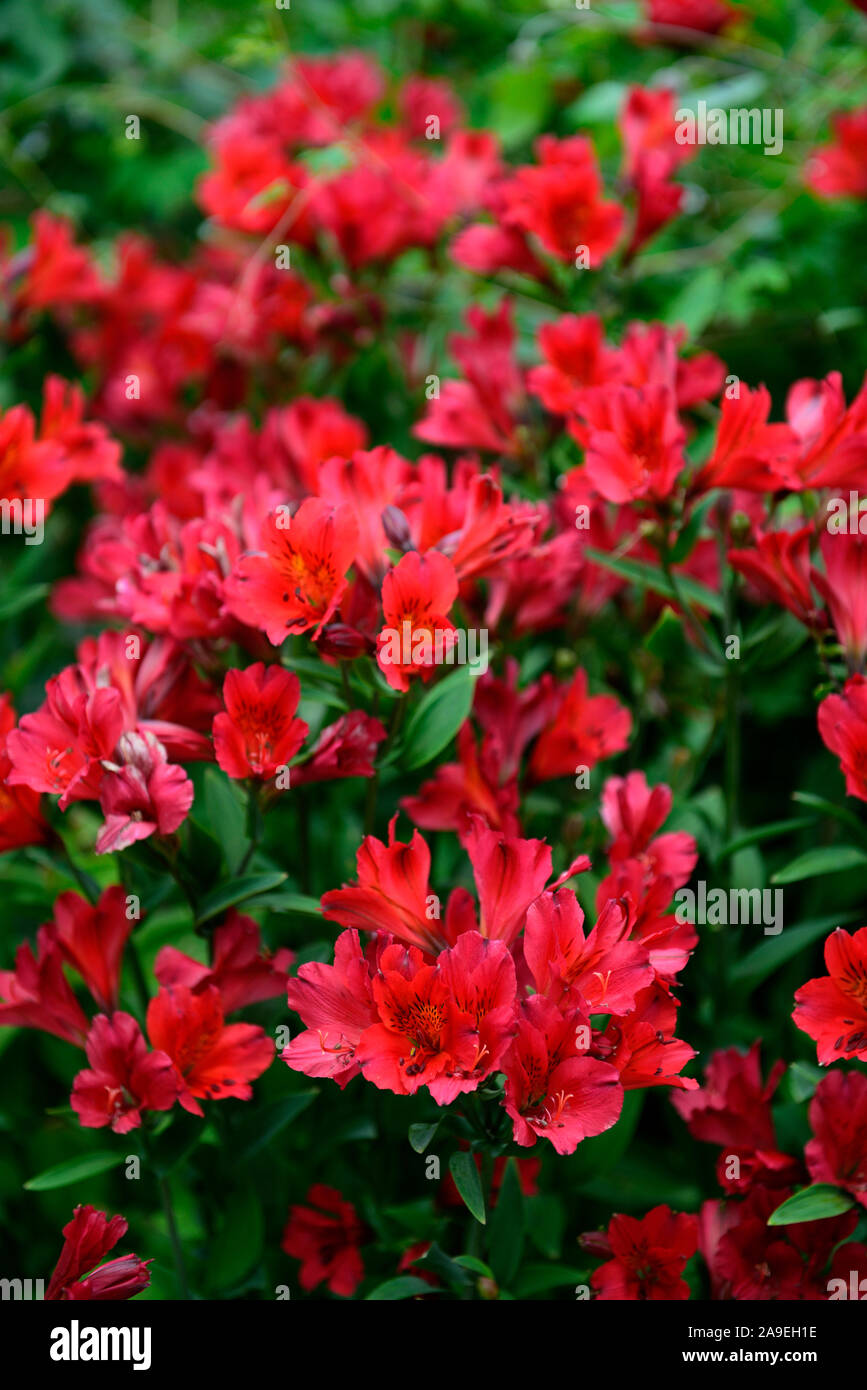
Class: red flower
601,771,697,885
6,670,124,808
401,720,522,839
281,1185,365,1297
600,982,698,1091
0,693,48,853
322,820,445,953
71,1012,178,1133
147,983,274,1115
503,995,623,1154
806,109,867,200
213,663,308,780
793,924,867,1063
52,885,134,1014
806,1069,867,1209
729,526,823,629
524,890,653,1014
692,385,798,492
0,927,89,1045
225,498,359,643
285,928,379,1088
355,940,480,1102
644,0,735,36
413,302,526,455
501,136,624,268
529,668,632,782
96,730,194,853
817,677,867,803
574,383,686,504
45,1205,151,1302
155,910,293,1013
376,549,458,692
814,529,867,672
586,1205,698,1300
671,1043,800,1193
291,711,385,785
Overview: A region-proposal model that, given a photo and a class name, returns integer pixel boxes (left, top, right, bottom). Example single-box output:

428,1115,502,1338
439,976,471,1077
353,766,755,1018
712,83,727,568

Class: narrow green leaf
715,817,814,864
488,1158,524,1288
195,871,288,925
25,1150,125,1191
584,549,724,617
731,914,847,989
402,665,477,771
449,1150,486,1225
767,1185,855,1226
235,1090,317,1161
771,845,867,885
365,1275,437,1300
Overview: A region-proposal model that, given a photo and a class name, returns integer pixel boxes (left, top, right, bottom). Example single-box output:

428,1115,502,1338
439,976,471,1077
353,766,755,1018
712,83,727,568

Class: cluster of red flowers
2,23,867,1300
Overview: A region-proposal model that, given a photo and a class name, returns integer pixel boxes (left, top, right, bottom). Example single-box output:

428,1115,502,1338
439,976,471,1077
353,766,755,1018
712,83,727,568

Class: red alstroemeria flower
601,771,697,886
147,983,274,1115
285,928,379,1088
599,983,698,1091
0,692,49,852
52,885,134,1014
6,670,125,808
96,730,194,854
225,498,359,643
213,663,309,780
691,385,798,493
322,820,445,953
573,383,686,503
501,135,624,268
805,1069,867,1209
586,1205,698,1300
401,720,522,839
355,940,479,1102
529,668,632,782
71,1012,178,1133
729,526,824,630
155,910,293,1014
671,1042,801,1193
291,710,386,786
376,549,459,692
710,1185,864,1300
524,890,653,1014
0,927,89,1045
644,0,736,36
793,924,867,1063
813,530,867,673
45,1205,151,1302
503,995,623,1154
805,109,867,201
818,676,867,801
281,1185,365,1297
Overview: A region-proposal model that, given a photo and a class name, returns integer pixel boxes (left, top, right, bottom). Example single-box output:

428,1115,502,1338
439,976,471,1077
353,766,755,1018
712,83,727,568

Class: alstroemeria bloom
503,995,623,1154
601,771,697,886
71,1012,178,1133
501,136,624,267
52,885,134,1013
155,910,293,1013
0,927,89,1045
586,1205,698,1300
644,0,736,36
599,983,698,1091
225,498,359,643
96,730,194,853
291,711,386,785
529,668,632,782
285,928,379,1088
729,526,824,630
805,109,867,200
355,941,479,1102
213,663,308,780
45,1206,151,1302
147,983,274,1114
793,924,867,1063
573,383,686,504
376,549,458,692
805,1069,867,1209
524,890,653,1014
672,1043,801,1193
6,670,124,808
322,820,445,953
281,1185,365,1297
813,529,867,672
817,677,867,803
0,693,48,852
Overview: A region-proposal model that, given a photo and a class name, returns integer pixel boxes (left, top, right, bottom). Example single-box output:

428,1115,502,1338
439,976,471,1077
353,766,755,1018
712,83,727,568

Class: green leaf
791,791,867,842
252,890,322,917
402,665,477,771
25,1150,125,1191
767,1185,855,1226
365,1275,437,1300
205,1185,264,1292
730,914,845,989
771,845,867,885
453,1254,494,1277
664,266,724,338
786,1061,824,1104
488,1158,524,1288
584,549,724,618
195,871,288,925
448,1150,486,1225
0,582,50,621
234,1090,317,1161
203,768,247,875
514,1264,589,1297
715,817,814,864
408,1120,441,1154
414,1243,472,1290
